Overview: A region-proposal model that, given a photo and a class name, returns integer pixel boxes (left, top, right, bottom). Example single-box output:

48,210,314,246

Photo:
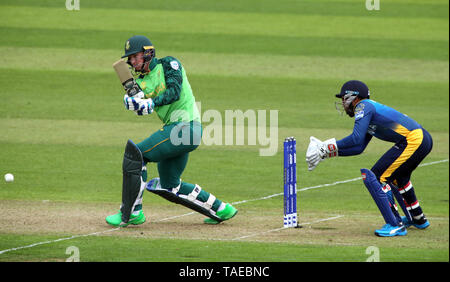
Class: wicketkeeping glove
306,136,322,171
317,138,338,159
305,136,338,171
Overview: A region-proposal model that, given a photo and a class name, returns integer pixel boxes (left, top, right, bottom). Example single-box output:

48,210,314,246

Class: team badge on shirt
170,61,179,70
354,103,365,120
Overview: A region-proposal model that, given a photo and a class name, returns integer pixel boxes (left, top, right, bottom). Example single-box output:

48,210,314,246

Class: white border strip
0,159,447,255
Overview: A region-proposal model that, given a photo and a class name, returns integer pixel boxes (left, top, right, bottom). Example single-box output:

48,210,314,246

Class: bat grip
124,80,142,97
122,78,134,86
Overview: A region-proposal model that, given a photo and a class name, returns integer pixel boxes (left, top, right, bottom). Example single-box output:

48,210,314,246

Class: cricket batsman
306,80,432,237
106,35,238,227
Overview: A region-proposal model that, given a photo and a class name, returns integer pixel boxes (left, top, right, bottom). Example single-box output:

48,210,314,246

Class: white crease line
155,212,196,222
231,177,363,205
0,212,200,255
418,159,449,167
0,158,447,255
234,158,449,205
232,215,344,241
0,228,120,255
0,213,198,255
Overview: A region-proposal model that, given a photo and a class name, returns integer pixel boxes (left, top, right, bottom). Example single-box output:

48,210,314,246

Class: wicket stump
284,137,299,228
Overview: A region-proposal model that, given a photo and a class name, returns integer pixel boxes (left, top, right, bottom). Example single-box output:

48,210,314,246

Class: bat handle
124,80,143,97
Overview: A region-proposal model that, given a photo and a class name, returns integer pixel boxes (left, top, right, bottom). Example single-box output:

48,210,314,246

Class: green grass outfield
0,0,448,264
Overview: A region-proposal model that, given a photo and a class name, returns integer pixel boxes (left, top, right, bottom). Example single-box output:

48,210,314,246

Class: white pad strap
131,180,147,213
171,182,181,194
187,185,201,201
204,194,216,210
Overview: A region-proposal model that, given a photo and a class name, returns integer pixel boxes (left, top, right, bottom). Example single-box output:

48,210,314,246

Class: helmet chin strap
142,61,150,73
128,47,155,75
140,47,155,74
130,61,149,76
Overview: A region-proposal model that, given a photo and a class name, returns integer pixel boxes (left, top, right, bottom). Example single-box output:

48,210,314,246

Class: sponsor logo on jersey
355,110,364,120
170,61,179,70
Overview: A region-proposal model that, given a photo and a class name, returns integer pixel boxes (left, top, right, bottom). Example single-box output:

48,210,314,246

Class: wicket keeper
106,35,237,227
306,80,432,237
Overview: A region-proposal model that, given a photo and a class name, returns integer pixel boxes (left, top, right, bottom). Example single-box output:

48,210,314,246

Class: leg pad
361,168,399,226
121,140,144,223
146,178,222,222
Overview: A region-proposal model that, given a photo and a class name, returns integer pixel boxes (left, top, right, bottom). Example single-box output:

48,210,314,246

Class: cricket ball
4,173,14,182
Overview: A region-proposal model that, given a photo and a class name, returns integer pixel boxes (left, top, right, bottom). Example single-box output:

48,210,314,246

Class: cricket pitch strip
0,198,448,258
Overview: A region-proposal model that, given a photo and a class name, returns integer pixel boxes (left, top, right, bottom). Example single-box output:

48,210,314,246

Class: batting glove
124,94,141,111
136,98,154,116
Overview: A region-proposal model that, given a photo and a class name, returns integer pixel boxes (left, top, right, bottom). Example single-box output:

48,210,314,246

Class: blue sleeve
338,133,372,156
336,101,374,156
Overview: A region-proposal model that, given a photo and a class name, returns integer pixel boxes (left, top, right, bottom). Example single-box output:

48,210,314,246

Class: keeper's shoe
204,203,238,225
105,210,146,227
401,216,430,229
374,223,407,237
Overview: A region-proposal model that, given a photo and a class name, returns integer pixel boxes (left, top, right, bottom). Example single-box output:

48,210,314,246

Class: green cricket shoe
204,203,238,225
105,210,146,227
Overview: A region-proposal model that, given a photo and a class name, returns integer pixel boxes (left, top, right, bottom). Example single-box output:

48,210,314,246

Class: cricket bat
112,59,142,97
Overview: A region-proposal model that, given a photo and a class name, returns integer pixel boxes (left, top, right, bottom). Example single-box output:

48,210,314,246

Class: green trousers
136,121,223,212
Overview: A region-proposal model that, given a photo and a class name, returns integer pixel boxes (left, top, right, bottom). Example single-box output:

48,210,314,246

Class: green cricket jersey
135,56,201,125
